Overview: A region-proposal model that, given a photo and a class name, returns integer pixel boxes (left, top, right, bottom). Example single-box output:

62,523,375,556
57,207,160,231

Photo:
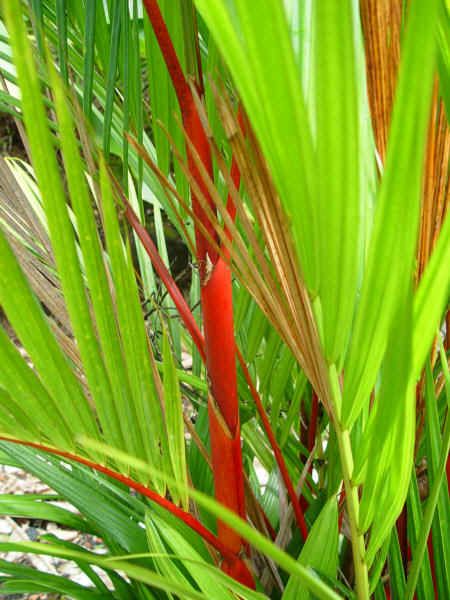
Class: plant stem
329,368,369,600
336,427,370,600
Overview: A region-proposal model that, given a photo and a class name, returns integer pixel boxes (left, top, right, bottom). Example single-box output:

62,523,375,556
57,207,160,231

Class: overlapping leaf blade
313,0,361,366
283,497,339,600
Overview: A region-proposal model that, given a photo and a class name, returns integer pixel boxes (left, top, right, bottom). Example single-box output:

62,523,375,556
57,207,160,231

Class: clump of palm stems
0,1,449,599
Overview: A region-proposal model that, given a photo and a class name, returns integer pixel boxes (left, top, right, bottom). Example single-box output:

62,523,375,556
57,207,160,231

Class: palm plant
0,1,449,599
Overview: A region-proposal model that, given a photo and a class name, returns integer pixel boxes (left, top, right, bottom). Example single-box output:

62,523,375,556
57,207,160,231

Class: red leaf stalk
0,436,249,571
142,0,250,580
237,350,308,540
122,200,206,362
427,532,438,599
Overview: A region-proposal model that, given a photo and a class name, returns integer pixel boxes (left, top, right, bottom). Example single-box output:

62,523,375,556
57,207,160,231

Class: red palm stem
141,0,249,579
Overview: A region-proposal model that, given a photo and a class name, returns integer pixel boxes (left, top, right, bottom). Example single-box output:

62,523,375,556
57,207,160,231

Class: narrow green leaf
0,559,107,600
0,441,148,555
121,0,130,187
387,529,406,600
162,327,188,508
283,497,339,599
144,2,171,176
0,493,93,533
405,473,435,600
0,326,71,446
413,209,450,380
149,513,236,600
30,0,44,55
359,288,414,561
145,512,188,600
0,388,40,441
405,345,450,600
49,54,133,453
103,0,121,158
99,160,166,490
55,0,68,83
0,542,209,600
423,361,450,598
313,0,361,365
82,0,96,119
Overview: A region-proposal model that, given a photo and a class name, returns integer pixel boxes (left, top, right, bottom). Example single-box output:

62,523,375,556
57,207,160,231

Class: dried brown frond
361,1,450,281
418,82,450,280
0,158,81,372
360,0,401,163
